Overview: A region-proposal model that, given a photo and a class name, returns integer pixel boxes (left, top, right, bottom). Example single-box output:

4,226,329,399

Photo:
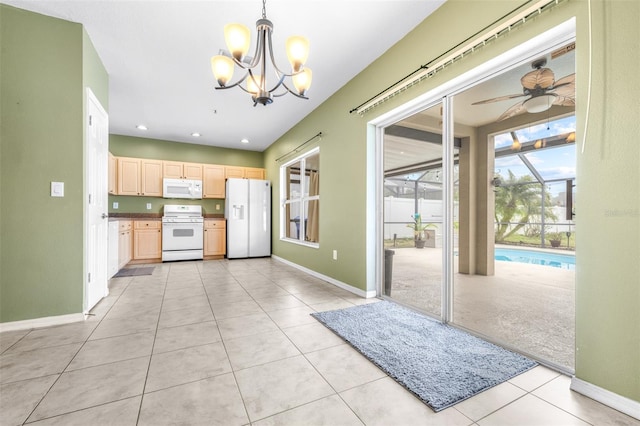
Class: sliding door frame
368,20,577,326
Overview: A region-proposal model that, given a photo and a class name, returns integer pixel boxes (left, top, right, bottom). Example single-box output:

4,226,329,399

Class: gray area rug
311,301,537,412
113,267,155,277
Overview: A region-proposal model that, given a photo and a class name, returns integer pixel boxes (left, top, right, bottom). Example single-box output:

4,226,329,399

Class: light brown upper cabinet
140,160,163,196
117,157,140,196
108,152,117,194
225,166,245,179
225,166,266,180
117,157,163,196
163,161,203,180
245,167,266,179
111,154,266,198
203,164,225,199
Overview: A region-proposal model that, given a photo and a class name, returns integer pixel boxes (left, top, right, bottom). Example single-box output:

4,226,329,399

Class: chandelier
210,0,312,106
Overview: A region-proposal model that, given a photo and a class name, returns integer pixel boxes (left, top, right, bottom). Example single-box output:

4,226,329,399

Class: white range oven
162,205,204,261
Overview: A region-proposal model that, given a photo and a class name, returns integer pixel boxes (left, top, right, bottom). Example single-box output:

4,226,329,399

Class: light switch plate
51,182,64,197
113,202,119,209
146,203,152,210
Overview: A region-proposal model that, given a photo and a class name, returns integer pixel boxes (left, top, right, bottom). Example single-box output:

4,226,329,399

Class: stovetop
163,204,202,218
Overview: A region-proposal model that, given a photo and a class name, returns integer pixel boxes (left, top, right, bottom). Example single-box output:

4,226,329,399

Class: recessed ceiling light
191,132,201,137
136,124,147,130
241,138,249,144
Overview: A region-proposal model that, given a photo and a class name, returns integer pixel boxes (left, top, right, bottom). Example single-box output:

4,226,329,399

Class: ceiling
384,46,576,172
2,0,446,151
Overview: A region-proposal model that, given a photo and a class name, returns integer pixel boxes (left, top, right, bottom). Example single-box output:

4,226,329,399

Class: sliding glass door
382,102,444,318
378,39,576,371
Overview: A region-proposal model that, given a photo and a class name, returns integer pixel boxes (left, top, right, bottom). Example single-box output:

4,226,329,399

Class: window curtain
306,171,319,242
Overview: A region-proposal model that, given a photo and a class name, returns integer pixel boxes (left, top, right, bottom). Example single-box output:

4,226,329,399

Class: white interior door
86,88,109,313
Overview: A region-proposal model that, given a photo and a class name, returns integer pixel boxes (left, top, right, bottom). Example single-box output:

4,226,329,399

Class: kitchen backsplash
108,195,224,215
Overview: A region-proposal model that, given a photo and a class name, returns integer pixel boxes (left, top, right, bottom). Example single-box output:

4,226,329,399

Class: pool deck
387,244,575,370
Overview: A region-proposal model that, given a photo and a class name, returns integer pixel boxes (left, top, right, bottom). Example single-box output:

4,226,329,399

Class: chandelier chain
262,0,267,19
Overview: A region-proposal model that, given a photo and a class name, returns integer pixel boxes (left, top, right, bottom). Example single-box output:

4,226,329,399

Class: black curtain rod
348,0,538,114
275,132,323,162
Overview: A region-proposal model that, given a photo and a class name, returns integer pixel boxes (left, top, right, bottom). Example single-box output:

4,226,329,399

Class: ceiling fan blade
521,68,555,90
552,83,575,99
472,93,526,105
553,73,575,87
496,101,527,122
553,96,576,107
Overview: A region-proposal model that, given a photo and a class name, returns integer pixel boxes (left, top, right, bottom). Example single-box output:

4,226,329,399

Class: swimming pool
495,248,575,270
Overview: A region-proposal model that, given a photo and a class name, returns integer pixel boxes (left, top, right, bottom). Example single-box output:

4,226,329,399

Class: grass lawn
384,234,576,250
500,233,575,250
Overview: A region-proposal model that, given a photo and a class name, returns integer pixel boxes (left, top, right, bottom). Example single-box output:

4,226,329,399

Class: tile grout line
216,260,341,424
201,260,253,425
19,275,136,425
234,261,372,424
134,263,171,426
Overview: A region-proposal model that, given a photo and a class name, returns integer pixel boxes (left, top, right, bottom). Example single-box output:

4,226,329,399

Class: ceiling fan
472,58,575,122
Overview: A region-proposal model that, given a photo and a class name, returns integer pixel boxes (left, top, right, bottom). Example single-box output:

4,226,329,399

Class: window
280,147,320,246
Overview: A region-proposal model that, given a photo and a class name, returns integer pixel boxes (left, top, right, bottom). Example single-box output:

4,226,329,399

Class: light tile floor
1,258,638,425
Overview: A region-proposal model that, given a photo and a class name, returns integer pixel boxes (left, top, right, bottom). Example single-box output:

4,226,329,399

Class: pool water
495,248,575,270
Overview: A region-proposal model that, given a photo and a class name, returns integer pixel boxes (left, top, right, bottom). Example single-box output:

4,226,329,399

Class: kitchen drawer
204,219,225,229
119,220,132,231
134,220,161,229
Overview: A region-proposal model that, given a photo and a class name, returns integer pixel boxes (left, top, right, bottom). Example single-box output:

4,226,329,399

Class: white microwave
163,178,203,199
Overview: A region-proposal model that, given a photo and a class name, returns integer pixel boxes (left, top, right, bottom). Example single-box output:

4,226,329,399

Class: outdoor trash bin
384,249,395,296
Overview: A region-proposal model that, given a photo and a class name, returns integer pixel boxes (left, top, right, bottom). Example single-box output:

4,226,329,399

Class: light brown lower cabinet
118,221,132,269
204,219,226,257
133,220,162,260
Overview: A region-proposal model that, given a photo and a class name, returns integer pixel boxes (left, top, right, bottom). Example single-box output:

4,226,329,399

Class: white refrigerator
225,178,271,258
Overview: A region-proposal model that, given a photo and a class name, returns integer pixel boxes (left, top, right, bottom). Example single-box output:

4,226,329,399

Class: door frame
366,19,577,319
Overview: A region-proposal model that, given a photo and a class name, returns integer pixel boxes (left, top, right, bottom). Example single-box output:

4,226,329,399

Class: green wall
108,134,265,214
265,0,639,403
573,0,639,402
109,134,263,166
0,5,108,322
108,196,224,216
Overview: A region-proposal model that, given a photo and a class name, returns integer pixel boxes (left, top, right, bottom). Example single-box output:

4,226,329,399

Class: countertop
109,213,224,221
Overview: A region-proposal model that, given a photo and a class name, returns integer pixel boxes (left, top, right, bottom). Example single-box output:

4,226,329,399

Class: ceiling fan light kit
523,93,557,113
210,0,312,106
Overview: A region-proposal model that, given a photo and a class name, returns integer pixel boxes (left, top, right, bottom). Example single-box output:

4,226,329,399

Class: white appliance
225,178,271,259
163,178,203,199
162,204,204,261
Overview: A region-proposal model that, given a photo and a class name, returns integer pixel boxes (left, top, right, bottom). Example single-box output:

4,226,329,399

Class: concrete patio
386,245,575,370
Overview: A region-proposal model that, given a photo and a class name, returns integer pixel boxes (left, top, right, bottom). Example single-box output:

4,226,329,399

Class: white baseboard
0,313,85,333
571,377,640,420
272,255,376,298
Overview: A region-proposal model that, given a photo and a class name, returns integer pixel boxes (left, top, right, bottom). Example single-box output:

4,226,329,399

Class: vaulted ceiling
2,0,446,151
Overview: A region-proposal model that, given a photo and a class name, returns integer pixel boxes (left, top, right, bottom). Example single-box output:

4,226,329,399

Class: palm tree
494,170,557,242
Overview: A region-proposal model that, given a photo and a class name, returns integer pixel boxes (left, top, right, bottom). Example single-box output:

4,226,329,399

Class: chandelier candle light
211,0,312,106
